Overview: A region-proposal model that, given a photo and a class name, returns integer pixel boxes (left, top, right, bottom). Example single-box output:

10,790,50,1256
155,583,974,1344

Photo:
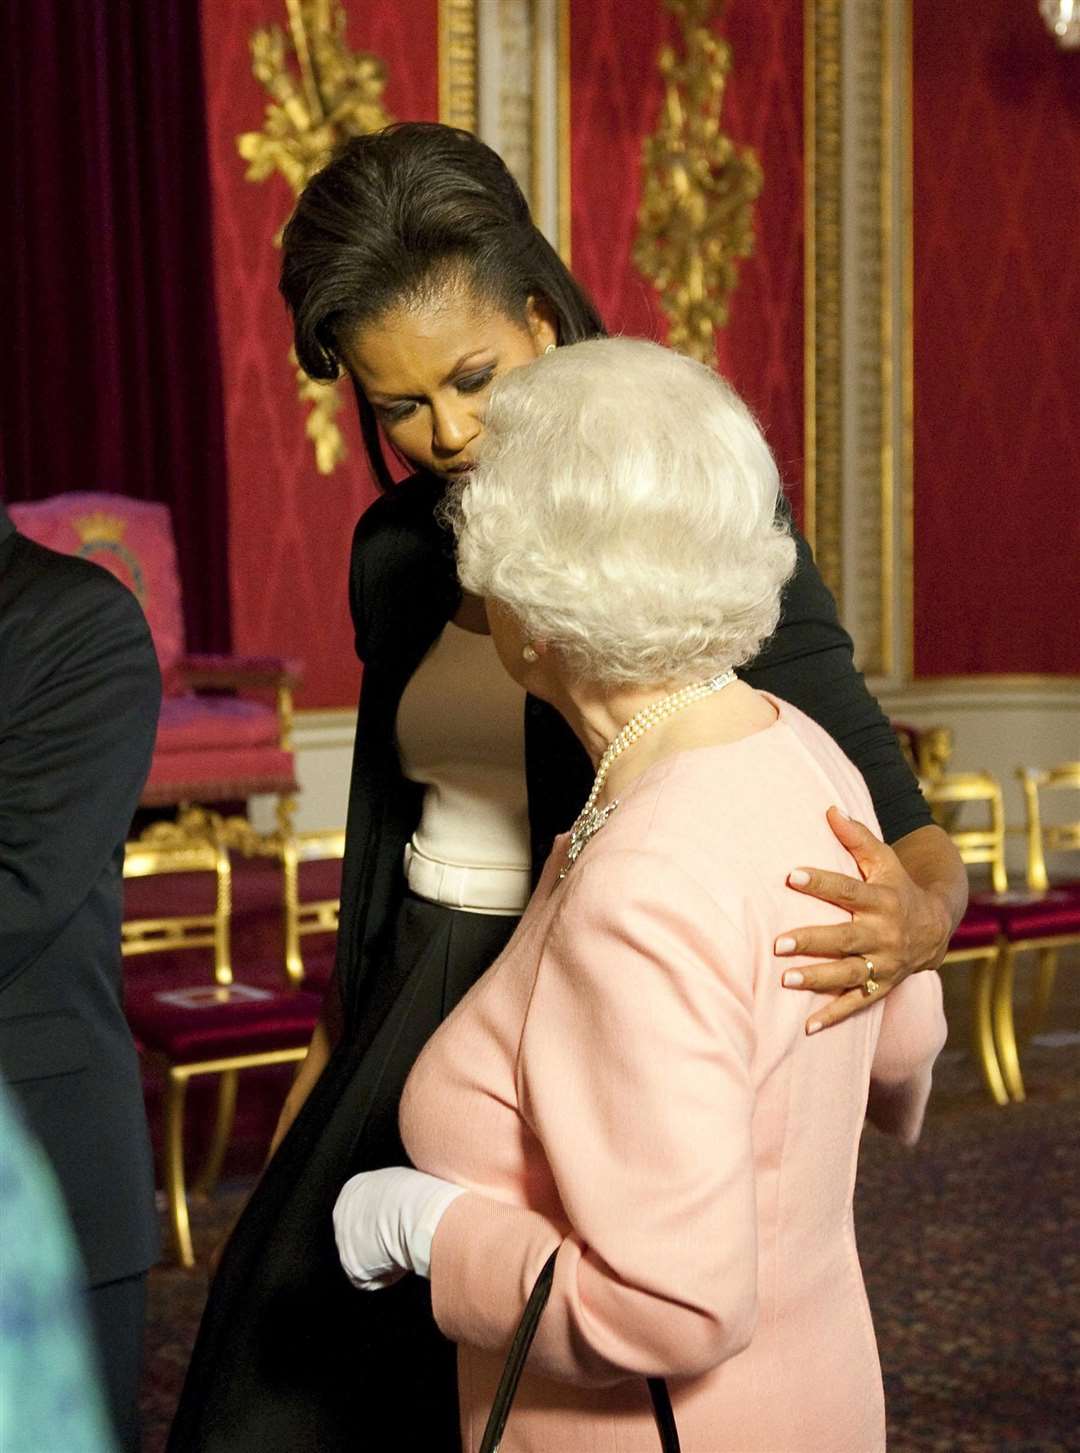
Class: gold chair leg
163,1069,196,1268
970,954,1009,1106
1022,947,1058,1042
191,1069,239,1200
992,943,1026,1103
279,795,303,985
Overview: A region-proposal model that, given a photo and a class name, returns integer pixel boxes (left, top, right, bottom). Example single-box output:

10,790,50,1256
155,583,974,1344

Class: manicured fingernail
831,805,849,819
806,1020,822,1035
782,970,803,987
789,869,811,887
775,936,797,955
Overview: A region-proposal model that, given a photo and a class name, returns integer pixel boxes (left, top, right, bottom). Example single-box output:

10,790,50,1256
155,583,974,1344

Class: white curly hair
447,336,796,687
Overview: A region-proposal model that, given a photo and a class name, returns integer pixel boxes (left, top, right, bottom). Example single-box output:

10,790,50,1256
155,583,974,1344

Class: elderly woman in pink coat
332,338,947,1452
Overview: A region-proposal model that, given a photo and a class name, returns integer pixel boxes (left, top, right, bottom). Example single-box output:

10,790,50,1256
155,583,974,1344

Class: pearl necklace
558,669,737,879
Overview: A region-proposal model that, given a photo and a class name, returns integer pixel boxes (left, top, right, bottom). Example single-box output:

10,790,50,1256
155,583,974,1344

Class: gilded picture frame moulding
803,0,842,581
526,0,572,262
472,0,570,261
439,0,479,132
843,0,900,682
812,0,911,686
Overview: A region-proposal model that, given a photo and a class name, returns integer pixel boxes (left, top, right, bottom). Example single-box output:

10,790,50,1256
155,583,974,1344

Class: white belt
404,842,530,916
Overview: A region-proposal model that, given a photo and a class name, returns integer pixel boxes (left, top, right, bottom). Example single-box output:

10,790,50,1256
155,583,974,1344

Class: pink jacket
401,696,947,1452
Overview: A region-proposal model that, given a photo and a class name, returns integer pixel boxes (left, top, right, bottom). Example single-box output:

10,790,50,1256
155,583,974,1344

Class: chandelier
1040,0,1080,48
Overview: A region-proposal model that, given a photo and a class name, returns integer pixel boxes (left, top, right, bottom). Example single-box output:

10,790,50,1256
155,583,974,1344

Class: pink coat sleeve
866,970,947,1146
429,849,759,1387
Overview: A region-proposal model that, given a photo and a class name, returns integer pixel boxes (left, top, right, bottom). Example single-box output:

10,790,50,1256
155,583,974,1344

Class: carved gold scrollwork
238,1,394,474
633,0,762,365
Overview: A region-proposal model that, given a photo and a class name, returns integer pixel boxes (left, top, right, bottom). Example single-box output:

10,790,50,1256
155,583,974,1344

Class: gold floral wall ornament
237,0,395,474
633,0,762,365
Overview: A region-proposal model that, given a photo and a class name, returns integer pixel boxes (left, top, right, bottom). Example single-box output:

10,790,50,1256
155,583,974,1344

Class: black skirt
167,893,519,1453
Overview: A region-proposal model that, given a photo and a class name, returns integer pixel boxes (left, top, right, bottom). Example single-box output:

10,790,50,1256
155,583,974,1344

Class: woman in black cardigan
169,123,966,1451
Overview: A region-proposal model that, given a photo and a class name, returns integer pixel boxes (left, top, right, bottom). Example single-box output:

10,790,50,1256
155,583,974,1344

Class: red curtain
0,0,231,652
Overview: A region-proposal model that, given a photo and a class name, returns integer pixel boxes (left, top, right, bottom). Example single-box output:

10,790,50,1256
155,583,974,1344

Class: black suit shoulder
4,527,146,597
2,531,156,655
1,534,160,728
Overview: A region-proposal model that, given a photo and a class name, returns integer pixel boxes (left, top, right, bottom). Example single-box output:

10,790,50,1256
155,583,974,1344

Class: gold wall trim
557,0,571,263
901,0,915,681
804,0,842,591
495,0,535,207
529,0,544,213
439,0,478,132
526,0,571,261
890,675,1080,693
878,0,896,679
633,2,762,366
847,0,893,678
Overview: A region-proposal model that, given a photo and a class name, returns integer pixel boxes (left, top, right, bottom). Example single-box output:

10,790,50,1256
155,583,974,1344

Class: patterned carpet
143,1038,1080,1453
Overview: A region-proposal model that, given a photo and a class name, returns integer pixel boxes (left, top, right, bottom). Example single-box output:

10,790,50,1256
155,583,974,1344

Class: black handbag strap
478,1250,681,1453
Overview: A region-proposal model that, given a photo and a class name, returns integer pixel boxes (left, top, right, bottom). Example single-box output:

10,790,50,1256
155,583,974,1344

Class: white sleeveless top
395,622,531,915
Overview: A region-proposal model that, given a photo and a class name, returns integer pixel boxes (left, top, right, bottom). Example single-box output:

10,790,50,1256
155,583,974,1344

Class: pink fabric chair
11,493,306,975
9,493,300,810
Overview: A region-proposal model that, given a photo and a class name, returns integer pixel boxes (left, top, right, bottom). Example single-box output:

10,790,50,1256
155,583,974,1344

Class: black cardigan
333,472,931,1033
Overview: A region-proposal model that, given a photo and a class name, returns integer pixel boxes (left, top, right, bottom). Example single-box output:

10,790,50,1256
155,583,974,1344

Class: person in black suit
0,501,162,1451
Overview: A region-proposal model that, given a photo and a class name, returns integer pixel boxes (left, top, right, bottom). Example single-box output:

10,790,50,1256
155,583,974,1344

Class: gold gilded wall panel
440,0,478,132
809,0,908,681
804,0,842,592
847,0,894,678
475,0,570,259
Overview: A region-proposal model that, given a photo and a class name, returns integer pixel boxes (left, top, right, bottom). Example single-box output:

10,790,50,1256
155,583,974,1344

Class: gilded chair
921,772,1011,1105
9,493,304,973
991,764,1080,1102
283,829,347,992
894,722,954,787
122,826,321,1267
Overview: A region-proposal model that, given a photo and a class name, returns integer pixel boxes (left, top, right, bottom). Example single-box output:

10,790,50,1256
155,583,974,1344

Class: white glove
333,1165,466,1291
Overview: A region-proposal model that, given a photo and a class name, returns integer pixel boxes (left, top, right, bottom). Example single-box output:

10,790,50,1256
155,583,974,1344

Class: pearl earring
522,645,539,663
544,343,556,354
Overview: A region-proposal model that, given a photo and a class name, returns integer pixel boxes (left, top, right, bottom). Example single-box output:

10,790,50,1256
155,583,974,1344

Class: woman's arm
428,851,758,1387
746,522,967,1028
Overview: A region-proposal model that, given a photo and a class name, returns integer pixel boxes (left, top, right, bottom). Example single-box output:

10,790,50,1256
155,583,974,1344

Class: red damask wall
199,0,438,708
569,1,805,519
201,2,806,704
912,0,1080,676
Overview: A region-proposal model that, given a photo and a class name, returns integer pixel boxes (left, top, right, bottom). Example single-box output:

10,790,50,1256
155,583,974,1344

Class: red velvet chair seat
948,904,1002,951
146,697,295,801
142,746,297,805
126,985,321,1064
156,695,281,753
971,887,1080,941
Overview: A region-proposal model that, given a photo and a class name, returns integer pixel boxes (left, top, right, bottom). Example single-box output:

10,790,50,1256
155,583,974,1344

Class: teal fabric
0,1085,116,1453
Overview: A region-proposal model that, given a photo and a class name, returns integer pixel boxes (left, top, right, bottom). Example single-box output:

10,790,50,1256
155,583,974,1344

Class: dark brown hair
280,122,606,490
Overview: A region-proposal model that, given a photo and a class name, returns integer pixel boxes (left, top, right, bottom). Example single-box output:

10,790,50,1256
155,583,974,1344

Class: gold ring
861,956,880,997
